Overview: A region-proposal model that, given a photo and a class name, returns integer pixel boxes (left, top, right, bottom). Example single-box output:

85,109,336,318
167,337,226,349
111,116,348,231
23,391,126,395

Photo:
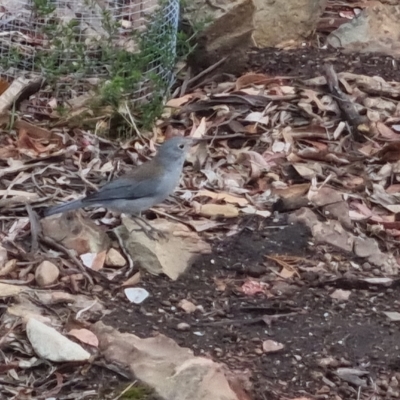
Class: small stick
187,56,228,86
323,64,366,141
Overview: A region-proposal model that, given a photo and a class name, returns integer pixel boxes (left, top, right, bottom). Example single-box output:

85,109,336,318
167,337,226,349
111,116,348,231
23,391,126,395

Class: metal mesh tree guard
0,0,179,114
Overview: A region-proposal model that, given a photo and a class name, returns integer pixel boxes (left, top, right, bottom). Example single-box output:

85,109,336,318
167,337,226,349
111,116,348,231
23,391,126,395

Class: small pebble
391,377,399,388
380,379,389,389
176,322,190,331
35,260,59,287
247,265,265,277
362,262,372,271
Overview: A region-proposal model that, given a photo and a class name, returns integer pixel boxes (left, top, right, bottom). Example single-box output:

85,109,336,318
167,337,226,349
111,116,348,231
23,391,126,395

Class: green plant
3,0,180,132
33,0,56,16
119,384,154,399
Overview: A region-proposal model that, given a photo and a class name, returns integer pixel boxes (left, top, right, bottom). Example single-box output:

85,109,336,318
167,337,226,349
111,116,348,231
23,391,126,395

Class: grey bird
43,136,192,236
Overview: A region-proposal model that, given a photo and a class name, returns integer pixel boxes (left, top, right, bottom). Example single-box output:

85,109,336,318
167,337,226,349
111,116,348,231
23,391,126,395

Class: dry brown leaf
386,184,400,194
235,73,274,90
308,186,343,207
378,142,400,162
301,89,328,112
17,129,50,154
292,164,317,180
121,272,141,287
342,175,365,190
6,217,30,242
15,120,53,141
266,255,301,278
375,121,400,140
198,204,239,218
288,398,313,400
358,142,380,156
190,117,208,139
0,78,10,95
236,150,270,180
383,204,400,213
188,140,208,169
195,189,248,207
244,124,259,134
0,145,19,159
186,219,223,232
68,328,99,347
165,94,193,108
0,259,16,277
272,183,310,199
244,112,269,125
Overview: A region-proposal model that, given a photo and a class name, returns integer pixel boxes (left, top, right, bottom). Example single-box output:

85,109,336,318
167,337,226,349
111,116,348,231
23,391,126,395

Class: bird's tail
43,199,84,218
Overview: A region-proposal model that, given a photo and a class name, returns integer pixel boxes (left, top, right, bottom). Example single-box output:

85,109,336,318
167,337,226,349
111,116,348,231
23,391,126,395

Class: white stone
26,318,90,362
35,261,59,287
124,288,149,304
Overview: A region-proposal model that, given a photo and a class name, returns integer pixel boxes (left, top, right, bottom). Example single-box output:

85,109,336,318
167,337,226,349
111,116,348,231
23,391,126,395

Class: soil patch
103,217,400,399
246,47,400,82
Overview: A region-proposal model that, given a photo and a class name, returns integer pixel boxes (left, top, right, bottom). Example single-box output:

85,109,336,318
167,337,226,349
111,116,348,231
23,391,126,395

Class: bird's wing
82,162,164,204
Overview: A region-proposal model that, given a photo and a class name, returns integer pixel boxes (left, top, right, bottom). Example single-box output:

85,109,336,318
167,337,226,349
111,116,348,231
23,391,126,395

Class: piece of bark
0,77,44,114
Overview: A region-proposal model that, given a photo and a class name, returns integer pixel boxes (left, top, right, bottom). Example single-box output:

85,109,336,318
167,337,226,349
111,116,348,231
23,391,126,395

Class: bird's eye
178,143,185,150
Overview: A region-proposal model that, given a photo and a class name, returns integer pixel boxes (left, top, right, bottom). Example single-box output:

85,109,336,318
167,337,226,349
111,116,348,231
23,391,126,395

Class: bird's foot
128,215,168,241
129,226,167,241
143,226,167,241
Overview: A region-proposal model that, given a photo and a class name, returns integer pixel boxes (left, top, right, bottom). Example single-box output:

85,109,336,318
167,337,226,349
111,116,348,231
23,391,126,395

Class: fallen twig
324,64,367,141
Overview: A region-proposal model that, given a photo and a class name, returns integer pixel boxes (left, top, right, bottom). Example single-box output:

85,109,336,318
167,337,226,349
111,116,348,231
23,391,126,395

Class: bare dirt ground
101,217,400,400
247,47,400,82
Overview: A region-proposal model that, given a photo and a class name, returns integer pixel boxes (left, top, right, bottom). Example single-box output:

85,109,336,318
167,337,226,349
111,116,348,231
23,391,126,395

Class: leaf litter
0,48,400,399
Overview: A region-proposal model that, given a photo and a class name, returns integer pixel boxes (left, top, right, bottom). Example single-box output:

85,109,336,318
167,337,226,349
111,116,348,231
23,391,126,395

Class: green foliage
33,0,56,15
0,47,23,70
2,0,179,133
119,384,155,399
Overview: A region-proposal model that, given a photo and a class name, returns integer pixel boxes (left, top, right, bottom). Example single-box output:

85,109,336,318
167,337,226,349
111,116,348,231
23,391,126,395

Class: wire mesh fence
0,0,179,114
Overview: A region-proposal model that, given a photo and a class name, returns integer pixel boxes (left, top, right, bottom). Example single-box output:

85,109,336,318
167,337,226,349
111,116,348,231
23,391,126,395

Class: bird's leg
130,215,167,240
